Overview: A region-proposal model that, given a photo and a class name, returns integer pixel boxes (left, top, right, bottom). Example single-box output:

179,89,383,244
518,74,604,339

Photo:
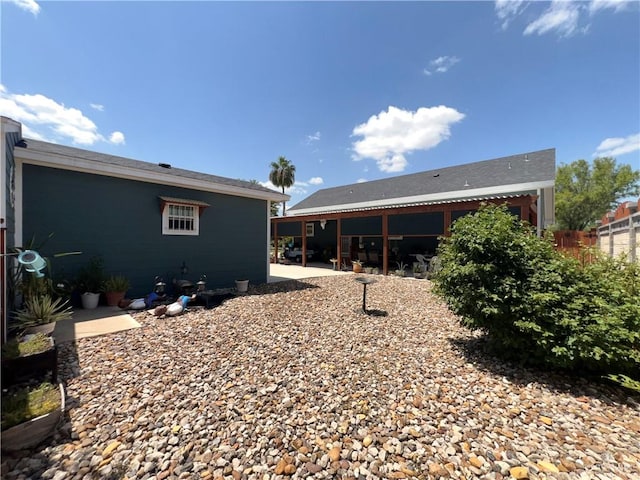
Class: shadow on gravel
251,279,321,295
449,335,639,406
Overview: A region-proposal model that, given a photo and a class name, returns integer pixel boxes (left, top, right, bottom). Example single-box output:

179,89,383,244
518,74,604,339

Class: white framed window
160,196,209,236
306,222,315,237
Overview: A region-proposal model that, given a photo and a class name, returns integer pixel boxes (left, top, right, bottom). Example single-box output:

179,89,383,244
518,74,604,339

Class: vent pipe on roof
159,163,171,168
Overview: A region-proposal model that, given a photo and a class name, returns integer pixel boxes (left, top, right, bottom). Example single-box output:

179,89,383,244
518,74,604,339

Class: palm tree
269,156,296,216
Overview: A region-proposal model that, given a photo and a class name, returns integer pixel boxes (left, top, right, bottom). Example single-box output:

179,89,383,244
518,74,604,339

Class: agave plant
14,295,72,329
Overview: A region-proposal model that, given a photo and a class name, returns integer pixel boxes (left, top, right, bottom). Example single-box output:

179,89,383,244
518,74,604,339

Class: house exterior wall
276,221,302,237
22,164,268,296
596,201,639,262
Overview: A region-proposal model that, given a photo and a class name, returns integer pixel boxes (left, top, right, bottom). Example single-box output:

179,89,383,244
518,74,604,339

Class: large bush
433,204,639,384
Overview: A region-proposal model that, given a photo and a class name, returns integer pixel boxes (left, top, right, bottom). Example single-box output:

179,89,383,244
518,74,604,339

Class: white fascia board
288,180,555,216
15,147,289,203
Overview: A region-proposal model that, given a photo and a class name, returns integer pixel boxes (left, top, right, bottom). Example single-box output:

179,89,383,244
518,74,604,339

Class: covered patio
271,148,555,275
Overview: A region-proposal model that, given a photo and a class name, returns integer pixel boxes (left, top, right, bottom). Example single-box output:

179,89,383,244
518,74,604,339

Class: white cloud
594,133,640,157
524,1,582,37
423,56,460,76
308,177,323,185
351,105,465,173
20,123,46,141
356,178,368,184
306,131,321,143
0,84,125,146
495,0,527,29
90,103,105,111
109,131,125,145
259,180,308,196
8,0,40,15
589,0,630,14
498,0,633,37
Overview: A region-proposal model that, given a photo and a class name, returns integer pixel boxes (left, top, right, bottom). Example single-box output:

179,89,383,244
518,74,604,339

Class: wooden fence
553,230,598,263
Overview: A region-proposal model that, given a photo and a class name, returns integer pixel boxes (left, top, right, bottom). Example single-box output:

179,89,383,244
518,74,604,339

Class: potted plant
395,261,407,277
1,381,65,452
372,267,379,275
235,279,249,293
352,259,364,273
102,275,130,307
12,294,72,336
76,256,106,309
412,263,425,279
2,333,58,387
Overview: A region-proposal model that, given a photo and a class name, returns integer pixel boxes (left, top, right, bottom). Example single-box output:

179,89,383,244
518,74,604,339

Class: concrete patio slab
268,263,352,283
52,306,141,343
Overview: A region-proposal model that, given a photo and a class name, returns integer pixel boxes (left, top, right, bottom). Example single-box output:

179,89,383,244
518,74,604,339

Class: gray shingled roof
22,138,283,197
289,148,555,213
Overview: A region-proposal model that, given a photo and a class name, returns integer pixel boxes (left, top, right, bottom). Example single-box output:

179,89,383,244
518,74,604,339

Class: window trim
159,196,209,236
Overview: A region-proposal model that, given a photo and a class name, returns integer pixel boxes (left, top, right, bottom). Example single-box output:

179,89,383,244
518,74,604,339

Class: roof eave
287,180,553,216
15,144,289,202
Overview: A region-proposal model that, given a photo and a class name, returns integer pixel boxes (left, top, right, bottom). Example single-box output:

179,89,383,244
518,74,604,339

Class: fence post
607,213,615,257
629,206,638,262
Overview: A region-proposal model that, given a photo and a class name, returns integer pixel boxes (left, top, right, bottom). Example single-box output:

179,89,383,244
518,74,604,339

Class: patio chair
414,254,429,272
426,255,441,278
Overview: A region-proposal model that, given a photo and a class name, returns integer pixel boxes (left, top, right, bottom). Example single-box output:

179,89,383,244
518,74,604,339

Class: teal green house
1,117,287,331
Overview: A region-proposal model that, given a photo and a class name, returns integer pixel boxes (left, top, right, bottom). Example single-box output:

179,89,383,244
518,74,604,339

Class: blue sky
2,0,639,210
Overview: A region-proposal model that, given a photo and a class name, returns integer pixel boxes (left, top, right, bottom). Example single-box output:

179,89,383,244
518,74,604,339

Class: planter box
2,337,57,388
1,383,65,452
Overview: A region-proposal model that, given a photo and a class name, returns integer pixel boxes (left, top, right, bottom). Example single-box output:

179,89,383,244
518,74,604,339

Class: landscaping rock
5,276,638,480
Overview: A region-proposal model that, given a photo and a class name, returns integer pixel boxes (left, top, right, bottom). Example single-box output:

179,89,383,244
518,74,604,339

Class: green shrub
433,204,640,389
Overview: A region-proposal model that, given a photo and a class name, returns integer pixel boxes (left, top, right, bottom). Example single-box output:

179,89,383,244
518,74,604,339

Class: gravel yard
3,275,639,480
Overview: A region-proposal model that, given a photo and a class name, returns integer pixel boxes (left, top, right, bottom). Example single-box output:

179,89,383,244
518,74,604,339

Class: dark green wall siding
388,212,444,235
341,216,382,235
305,220,338,260
23,165,268,296
275,221,302,237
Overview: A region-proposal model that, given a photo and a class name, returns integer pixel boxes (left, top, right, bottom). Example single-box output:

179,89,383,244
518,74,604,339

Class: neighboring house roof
14,138,288,202
288,148,555,215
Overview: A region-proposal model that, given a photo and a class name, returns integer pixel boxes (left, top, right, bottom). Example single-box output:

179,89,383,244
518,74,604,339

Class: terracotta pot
105,291,126,307
353,264,363,273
